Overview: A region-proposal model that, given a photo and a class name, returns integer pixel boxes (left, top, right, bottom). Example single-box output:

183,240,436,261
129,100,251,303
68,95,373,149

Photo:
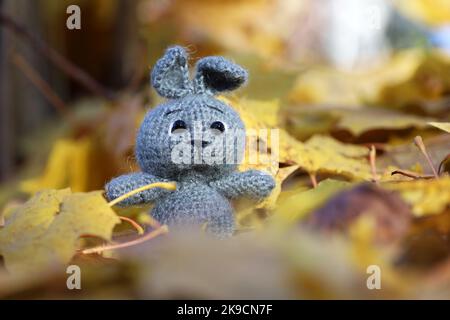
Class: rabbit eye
210,121,225,133
171,120,187,134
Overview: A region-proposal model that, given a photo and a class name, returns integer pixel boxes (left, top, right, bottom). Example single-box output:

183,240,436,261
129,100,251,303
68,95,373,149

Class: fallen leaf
377,50,450,113
275,179,351,223
0,189,120,274
256,165,300,210
296,135,372,180
20,135,120,193
429,121,450,133
306,183,413,243
399,211,450,269
386,176,450,216
232,97,281,175
284,106,434,143
334,108,429,137
20,138,93,193
288,50,424,107
378,134,450,176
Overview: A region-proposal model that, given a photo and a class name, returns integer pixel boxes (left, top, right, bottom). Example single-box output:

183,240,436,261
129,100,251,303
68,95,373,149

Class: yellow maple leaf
227,97,371,180
295,135,372,180
228,97,281,175
0,189,120,274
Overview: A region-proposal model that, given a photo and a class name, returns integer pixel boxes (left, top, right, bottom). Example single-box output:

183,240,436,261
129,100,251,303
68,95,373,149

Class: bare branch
0,11,116,100
12,53,76,125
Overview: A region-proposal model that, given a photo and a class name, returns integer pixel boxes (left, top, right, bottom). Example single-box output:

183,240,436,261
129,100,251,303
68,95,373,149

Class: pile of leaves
1,1,450,296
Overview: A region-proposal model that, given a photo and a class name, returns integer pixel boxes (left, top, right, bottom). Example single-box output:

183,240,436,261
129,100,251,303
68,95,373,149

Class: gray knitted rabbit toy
105,46,275,237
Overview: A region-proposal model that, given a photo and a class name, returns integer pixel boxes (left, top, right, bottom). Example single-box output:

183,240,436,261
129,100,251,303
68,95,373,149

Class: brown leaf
398,211,450,269
378,134,450,176
305,183,413,243
438,154,450,175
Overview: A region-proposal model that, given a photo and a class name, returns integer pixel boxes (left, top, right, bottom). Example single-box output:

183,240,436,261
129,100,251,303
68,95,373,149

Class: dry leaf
0,189,120,274
306,183,413,243
386,177,450,216
275,179,351,223
429,122,450,133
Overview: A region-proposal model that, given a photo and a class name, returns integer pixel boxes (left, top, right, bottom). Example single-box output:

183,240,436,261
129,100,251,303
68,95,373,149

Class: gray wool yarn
105,46,275,237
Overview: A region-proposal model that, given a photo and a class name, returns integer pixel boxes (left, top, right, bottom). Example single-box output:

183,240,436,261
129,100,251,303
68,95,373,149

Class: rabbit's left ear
194,56,248,95
151,46,193,99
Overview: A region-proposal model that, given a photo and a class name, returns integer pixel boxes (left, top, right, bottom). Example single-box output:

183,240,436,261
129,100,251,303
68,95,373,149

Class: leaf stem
308,172,318,188
81,225,169,255
413,136,439,178
118,216,144,235
82,182,177,255
369,145,379,183
107,182,176,207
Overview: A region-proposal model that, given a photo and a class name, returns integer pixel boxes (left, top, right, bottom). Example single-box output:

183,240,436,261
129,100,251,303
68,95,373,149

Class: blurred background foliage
0,0,450,299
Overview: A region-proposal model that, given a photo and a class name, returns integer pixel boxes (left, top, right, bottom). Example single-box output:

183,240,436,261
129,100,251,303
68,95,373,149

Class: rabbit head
136,46,248,179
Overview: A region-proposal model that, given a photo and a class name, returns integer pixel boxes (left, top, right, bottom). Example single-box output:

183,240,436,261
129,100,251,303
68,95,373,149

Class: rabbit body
105,46,275,237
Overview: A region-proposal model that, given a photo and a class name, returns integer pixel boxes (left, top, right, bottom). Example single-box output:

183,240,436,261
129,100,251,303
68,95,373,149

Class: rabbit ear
194,56,248,95
151,46,193,99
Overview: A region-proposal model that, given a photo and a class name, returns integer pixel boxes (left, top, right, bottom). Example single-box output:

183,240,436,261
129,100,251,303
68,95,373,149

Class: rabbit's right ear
151,46,193,99
193,56,248,95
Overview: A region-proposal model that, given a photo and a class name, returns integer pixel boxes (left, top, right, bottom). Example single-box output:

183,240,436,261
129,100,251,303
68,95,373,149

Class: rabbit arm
105,172,171,206
210,170,275,200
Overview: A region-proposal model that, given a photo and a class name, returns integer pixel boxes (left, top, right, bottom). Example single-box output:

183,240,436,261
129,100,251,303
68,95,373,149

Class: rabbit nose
191,140,210,148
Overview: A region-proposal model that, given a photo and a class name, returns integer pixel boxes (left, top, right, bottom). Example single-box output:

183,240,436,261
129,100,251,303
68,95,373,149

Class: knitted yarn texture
105,46,275,237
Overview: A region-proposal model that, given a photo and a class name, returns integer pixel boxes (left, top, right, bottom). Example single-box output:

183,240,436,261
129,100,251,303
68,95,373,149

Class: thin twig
369,145,379,183
119,216,144,235
308,172,317,188
0,11,116,100
80,182,177,254
413,136,439,178
361,142,386,152
82,225,169,255
12,53,76,124
391,169,435,180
